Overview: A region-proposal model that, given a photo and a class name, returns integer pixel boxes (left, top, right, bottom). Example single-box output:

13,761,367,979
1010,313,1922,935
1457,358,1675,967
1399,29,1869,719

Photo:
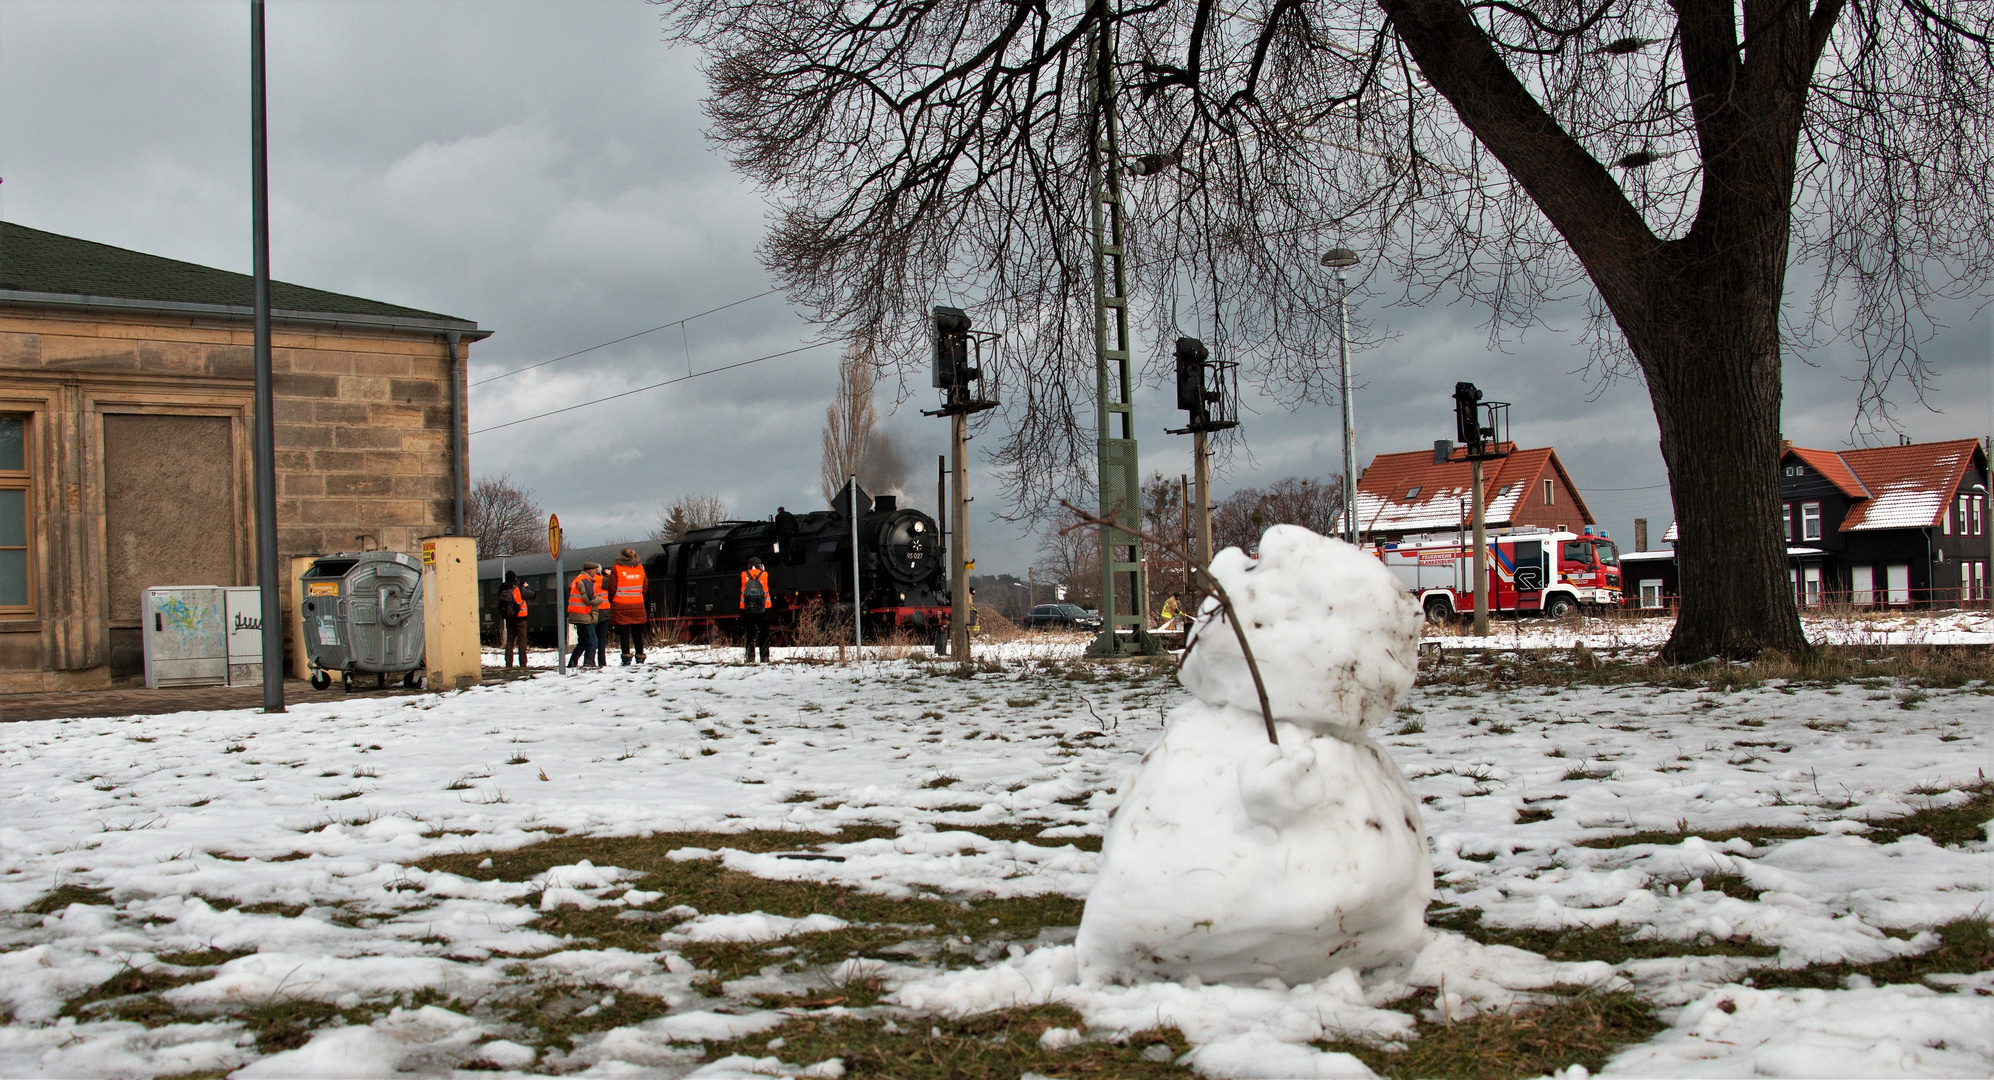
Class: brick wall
0,305,469,690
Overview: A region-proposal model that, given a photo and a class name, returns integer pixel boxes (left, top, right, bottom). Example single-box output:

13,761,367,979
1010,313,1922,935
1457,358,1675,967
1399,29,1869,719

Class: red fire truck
1375,528,1622,623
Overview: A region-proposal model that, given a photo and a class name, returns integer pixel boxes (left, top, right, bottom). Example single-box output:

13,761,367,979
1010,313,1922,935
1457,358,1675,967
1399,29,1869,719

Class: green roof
0,221,470,323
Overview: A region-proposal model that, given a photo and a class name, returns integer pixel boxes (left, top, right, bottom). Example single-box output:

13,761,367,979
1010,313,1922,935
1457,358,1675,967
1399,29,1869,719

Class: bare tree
667,0,1993,660
1033,505,1102,609
653,493,732,541
1210,476,1346,555
821,347,881,506
466,474,546,556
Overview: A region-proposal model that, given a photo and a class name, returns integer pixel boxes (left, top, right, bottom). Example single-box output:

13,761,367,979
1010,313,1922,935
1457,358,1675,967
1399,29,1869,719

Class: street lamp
1320,247,1361,545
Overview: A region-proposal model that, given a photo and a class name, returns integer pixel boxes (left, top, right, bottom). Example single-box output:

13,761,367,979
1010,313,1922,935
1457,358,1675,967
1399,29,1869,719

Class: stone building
0,222,488,692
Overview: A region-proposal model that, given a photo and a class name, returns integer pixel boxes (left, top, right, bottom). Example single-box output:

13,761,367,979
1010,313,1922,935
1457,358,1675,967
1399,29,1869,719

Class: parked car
1022,603,1103,631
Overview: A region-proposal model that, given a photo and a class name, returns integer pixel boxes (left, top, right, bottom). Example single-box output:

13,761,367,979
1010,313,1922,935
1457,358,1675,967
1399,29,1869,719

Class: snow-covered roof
1783,439,1987,532
1352,444,1590,537
1661,520,1678,543
1619,550,1675,562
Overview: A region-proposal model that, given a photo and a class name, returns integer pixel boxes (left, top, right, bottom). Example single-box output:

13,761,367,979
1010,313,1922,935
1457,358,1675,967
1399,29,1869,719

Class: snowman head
1179,524,1420,735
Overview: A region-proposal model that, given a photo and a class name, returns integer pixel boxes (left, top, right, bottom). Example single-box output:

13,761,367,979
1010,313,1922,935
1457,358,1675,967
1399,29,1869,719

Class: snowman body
1074,525,1433,985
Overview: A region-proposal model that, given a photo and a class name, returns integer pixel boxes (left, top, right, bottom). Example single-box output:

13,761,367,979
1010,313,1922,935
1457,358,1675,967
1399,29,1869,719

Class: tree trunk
1377,0,1824,660
1629,249,1808,661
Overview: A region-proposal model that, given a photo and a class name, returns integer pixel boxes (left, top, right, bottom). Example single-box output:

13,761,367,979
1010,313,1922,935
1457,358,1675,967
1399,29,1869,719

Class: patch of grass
1753,917,1993,990
1574,824,1816,850
1320,989,1664,1080
60,964,212,1021
1862,782,1993,847
415,829,1081,961
709,1005,1194,1079
1560,764,1616,782
945,823,1104,853
238,997,348,1051
1415,643,1994,692
26,883,113,914
1516,807,1555,825
505,754,530,765
1428,908,1777,964
923,772,961,789
494,984,677,1051
1393,717,1427,735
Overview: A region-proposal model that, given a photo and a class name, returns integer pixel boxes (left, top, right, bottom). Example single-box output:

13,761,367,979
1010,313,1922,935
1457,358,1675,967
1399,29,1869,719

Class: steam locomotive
476,481,951,645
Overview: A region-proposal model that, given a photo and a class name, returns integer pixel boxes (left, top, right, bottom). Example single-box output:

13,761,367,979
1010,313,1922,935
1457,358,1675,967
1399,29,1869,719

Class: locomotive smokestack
873,494,898,512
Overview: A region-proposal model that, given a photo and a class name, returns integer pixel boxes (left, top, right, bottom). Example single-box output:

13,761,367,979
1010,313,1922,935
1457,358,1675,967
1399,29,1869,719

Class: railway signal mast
1165,337,1238,596
925,306,998,663
1442,382,1510,636
1084,12,1158,657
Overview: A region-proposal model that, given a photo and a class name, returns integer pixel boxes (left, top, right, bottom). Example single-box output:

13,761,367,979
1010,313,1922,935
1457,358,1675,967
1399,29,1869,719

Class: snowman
1074,524,1432,985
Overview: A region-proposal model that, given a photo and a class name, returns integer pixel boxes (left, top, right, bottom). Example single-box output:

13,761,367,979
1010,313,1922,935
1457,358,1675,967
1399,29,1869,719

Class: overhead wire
467,288,781,387
468,341,832,435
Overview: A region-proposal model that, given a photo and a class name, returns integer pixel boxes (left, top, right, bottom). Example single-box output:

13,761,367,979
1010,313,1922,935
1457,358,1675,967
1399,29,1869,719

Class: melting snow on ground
0,629,1988,1077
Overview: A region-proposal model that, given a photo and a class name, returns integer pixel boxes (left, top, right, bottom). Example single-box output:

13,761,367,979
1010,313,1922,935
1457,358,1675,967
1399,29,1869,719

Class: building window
1405,485,1421,499
1851,565,1874,606
1800,502,1821,541
1802,566,1821,607
1783,504,1792,540
1639,580,1663,609
0,415,30,613
1976,495,1985,535
1543,479,1554,505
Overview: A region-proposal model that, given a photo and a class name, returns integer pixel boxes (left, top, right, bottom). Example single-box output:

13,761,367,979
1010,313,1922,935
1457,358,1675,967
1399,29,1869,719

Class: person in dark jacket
774,507,800,565
740,557,772,663
500,570,536,668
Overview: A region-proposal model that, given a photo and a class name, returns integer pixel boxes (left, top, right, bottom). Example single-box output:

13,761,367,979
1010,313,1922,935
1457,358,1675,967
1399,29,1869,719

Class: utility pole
1453,382,1510,637
1169,337,1234,605
925,307,996,664
1180,474,1192,597
949,407,970,661
1320,248,1361,545
249,0,284,714
1084,11,1155,657
1470,458,1490,636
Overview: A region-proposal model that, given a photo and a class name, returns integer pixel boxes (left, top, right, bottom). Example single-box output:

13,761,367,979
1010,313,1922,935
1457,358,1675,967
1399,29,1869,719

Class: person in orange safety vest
608,548,650,666
500,570,536,668
566,562,603,669
739,557,772,664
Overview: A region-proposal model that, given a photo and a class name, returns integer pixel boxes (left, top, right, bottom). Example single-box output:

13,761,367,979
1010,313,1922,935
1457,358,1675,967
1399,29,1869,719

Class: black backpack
742,571,767,612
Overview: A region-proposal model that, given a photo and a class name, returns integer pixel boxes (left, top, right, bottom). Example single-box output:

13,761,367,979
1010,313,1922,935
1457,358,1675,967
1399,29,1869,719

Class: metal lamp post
1320,247,1361,545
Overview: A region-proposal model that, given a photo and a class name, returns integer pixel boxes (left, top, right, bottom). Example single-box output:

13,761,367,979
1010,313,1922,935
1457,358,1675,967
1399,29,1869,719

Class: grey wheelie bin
299,551,425,691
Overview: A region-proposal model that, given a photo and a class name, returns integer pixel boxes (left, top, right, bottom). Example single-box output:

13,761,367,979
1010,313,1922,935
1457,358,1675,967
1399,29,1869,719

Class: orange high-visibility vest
567,574,598,618
593,570,612,612
505,583,528,618
610,564,647,605
739,566,770,611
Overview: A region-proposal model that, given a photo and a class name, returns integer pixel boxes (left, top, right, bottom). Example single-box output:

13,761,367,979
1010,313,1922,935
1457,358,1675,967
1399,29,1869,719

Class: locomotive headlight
913,521,924,532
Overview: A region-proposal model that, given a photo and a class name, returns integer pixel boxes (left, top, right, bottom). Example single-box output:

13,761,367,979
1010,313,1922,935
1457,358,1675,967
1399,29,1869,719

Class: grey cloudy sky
3,0,1987,574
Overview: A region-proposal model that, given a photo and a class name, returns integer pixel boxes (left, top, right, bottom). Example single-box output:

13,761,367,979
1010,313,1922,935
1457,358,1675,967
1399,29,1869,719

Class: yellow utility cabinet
421,536,481,691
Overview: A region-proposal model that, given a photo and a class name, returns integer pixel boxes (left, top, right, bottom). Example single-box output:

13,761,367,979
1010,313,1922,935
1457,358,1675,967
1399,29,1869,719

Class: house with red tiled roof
1351,442,1596,545
1779,438,1990,607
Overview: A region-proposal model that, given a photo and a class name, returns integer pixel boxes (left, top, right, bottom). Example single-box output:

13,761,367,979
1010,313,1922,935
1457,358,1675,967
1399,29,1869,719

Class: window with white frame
1783,504,1792,540
0,415,30,614
1543,479,1554,505
1639,580,1663,609
1800,502,1822,541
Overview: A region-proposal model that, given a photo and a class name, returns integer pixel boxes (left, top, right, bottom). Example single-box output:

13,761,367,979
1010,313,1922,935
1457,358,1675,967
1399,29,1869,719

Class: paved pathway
0,669,540,723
